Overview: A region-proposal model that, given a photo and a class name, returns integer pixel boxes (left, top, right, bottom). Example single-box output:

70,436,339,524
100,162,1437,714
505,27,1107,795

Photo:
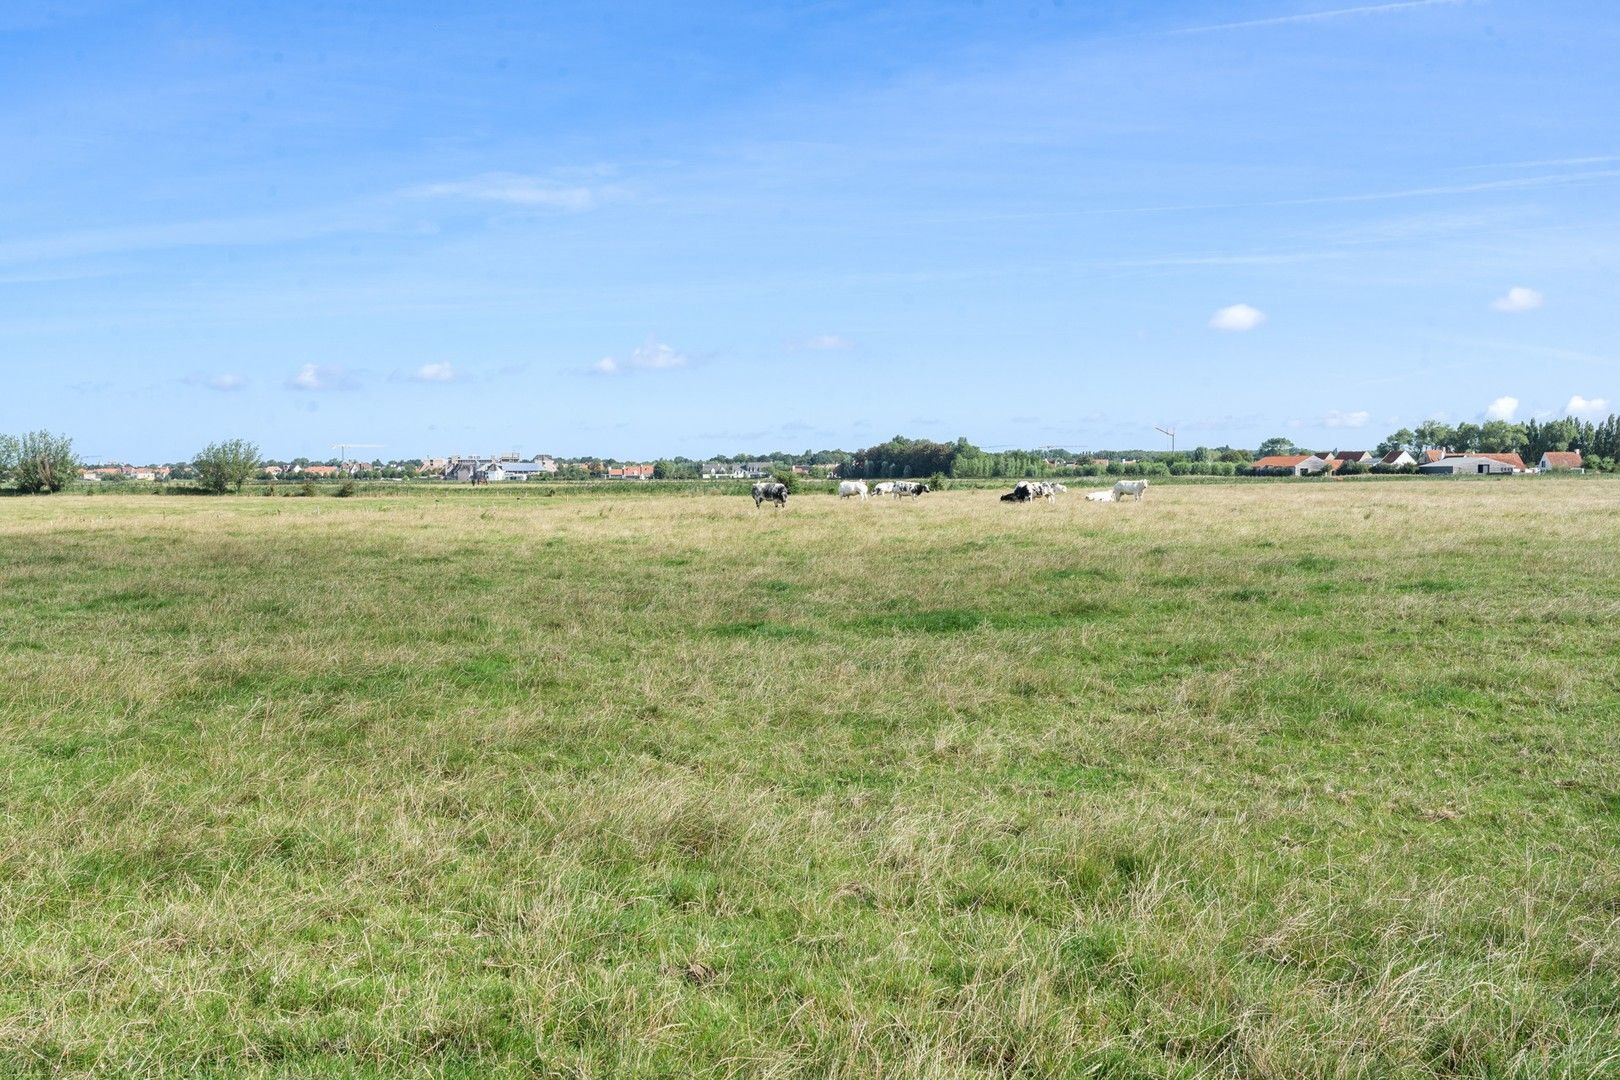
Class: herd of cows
749,478,1149,508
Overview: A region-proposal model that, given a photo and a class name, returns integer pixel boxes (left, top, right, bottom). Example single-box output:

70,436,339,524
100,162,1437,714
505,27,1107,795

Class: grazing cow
751,481,788,509
1085,489,1115,502
871,482,897,497
892,481,930,498
838,480,869,500
1112,479,1149,501
1050,483,1067,494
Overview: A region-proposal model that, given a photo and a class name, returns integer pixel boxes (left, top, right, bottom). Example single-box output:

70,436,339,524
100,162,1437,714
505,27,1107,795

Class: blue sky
3,0,1617,461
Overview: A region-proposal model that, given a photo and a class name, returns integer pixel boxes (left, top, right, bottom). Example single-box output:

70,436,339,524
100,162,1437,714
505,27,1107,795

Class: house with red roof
1539,451,1584,472
1252,454,1329,475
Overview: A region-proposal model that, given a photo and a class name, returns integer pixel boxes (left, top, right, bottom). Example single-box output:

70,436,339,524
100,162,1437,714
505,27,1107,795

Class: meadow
1,480,1617,1078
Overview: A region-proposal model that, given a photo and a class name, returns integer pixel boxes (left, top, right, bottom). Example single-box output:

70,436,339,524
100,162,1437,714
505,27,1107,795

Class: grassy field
2,481,1618,1077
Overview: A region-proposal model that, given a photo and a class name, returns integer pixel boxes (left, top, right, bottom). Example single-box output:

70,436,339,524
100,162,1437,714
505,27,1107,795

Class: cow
1112,479,1149,501
892,481,929,498
871,482,897,497
1050,483,1067,494
1001,480,1036,502
1085,489,1115,502
838,480,869,500
751,482,788,509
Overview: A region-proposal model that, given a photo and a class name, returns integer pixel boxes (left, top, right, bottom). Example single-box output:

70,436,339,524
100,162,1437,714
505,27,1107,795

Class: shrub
301,481,317,497
928,472,948,491
9,431,78,494
336,479,357,497
770,470,801,494
193,439,261,494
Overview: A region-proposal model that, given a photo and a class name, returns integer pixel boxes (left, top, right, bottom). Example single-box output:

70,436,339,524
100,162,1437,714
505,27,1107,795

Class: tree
0,434,16,481
1478,420,1527,454
194,439,261,494
1256,436,1300,458
1376,428,1415,456
1413,420,1454,452
11,430,77,493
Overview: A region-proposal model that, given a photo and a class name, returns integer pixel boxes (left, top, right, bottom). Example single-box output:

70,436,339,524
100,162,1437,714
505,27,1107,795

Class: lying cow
838,480,869,500
1112,479,1148,501
1000,480,1039,502
751,481,788,509
1085,489,1115,502
892,481,929,498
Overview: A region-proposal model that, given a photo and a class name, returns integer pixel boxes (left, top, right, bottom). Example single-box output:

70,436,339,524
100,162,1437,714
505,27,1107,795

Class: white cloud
406,173,603,211
289,363,353,392
1566,394,1610,418
797,334,853,351
412,362,456,382
1485,395,1519,420
1324,410,1370,429
1209,303,1266,331
1492,286,1543,313
593,339,689,375
629,340,687,369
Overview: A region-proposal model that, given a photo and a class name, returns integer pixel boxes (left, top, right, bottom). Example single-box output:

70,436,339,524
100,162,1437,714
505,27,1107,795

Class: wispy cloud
591,339,690,376
1324,409,1370,428
288,363,355,392
411,362,457,382
185,372,247,392
1209,303,1266,331
1457,155,1620,172
405,173,609,211
1492,286,1543,313
0,209,387,266
1174,0,1466,35
1485,395,1519,421
793,334,854,351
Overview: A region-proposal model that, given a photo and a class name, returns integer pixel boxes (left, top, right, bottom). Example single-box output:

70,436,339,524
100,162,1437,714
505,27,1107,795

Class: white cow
1085,489,1115,502
1112,479,1149,501
872,482,897,497
838,480,869,500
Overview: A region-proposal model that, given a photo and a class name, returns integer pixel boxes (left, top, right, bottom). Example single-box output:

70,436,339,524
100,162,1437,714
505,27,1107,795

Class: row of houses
1251,449,1585,476
80,465,171,482
438,455,664,482
698,461,817,479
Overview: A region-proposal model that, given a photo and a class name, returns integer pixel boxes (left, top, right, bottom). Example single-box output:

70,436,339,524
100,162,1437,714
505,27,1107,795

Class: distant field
2,482,1618,1077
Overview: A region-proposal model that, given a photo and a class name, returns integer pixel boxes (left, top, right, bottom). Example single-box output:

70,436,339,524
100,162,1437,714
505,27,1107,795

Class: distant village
76,445,1590,486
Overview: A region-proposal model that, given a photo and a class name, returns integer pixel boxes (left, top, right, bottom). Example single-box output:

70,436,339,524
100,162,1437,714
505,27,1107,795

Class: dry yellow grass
1,479,1618,1077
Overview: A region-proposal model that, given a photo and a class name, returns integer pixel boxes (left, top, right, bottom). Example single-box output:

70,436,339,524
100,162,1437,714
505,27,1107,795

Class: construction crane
1154,426,1177,455
331,442,384,463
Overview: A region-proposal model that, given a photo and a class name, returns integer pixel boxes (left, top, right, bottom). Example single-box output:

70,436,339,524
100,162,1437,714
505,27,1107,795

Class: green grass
2,482,1619,1077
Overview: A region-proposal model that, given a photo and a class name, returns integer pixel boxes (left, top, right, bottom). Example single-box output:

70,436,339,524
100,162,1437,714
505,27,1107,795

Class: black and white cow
751,481,788,508
892,481,930,498
1001,480,1036,502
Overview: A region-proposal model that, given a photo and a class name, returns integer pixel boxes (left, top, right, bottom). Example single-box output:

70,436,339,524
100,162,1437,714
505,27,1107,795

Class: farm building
1253,454,1330,475
1416,455,1517,475
1379,450,1417,467
1540,451,1584,472
1328,450,1374,464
